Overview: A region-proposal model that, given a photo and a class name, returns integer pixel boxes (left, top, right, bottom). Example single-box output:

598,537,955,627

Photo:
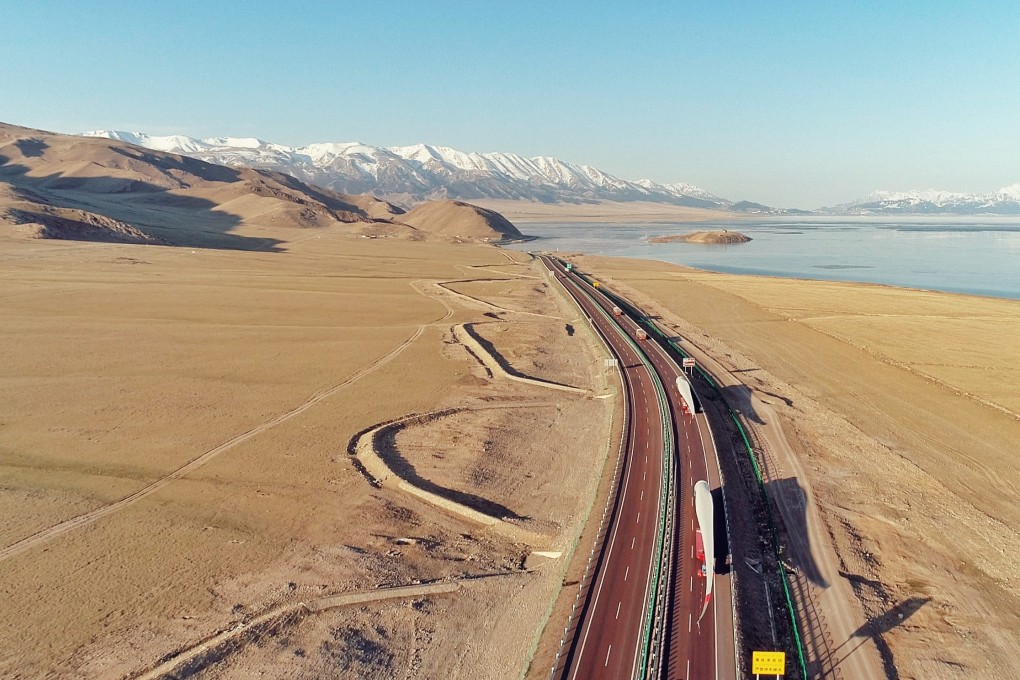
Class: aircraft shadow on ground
372,419,527,522
719,383,765,425
833,596,931,674
0,147,283,252
765,477,829,589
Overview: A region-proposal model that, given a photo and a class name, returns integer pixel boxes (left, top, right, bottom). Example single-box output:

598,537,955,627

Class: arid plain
0,227,619,679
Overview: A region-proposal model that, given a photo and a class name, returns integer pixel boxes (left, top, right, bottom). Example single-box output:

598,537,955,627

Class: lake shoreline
507,218,1020,300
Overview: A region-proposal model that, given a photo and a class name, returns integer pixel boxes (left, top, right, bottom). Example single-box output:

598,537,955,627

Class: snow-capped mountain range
833,185,1020,215
81,130,727,208
80,130,1020,214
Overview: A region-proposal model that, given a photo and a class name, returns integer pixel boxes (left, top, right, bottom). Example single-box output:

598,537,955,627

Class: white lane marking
687,659,690,678
631,537,635,549
643,472,646,480
689,613,692,632
568,359,643,679
616,601,622,619
624,566,630,581
636,512,641,524
605,644,612,667
640,490,644,501
690,575,693,592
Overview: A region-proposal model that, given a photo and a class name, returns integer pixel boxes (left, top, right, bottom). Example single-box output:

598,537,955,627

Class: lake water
504,218,1020,300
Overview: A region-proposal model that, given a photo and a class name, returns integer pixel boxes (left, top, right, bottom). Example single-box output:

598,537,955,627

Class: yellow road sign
592,281,600,288
752,650,786,674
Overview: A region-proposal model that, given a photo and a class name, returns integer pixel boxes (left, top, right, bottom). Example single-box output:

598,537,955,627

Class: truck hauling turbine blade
694,480,715,623
675,375,694,415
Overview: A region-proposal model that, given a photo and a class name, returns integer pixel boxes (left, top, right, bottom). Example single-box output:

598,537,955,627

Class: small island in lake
649,230,751,244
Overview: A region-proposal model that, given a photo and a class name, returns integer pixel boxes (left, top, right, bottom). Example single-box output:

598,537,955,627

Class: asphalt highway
550,263,667,679
543,256,737,679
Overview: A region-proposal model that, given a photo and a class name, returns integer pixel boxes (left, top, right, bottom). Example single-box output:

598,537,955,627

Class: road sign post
752,650,786,678
682,357,696,375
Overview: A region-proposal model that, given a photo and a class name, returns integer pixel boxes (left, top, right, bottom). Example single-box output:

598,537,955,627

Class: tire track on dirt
130,574,515,680
351,403,560,546
0,262,541,561
436,279,565,320
0,281,454,564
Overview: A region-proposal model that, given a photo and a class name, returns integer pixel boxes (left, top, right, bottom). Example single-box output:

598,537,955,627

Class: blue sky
3,1,1018,207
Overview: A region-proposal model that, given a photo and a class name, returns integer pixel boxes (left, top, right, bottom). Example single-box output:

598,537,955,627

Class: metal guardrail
694,372,808,679
558,261,676,680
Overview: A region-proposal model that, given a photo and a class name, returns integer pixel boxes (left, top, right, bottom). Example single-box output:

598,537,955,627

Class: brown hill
0,122,410,249
397,200,526,243
649,229,751,244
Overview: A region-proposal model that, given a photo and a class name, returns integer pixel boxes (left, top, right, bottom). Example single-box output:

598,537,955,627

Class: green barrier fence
561,261,809,680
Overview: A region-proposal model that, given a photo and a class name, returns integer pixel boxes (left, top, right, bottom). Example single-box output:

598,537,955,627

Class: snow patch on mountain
995,183,1020,201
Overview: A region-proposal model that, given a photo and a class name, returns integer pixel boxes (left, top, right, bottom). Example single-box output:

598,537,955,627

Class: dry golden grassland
0,229,614,679
578,254,1020,678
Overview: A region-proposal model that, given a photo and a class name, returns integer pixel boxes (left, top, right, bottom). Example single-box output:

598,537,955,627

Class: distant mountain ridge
82,130,731,209
831,184,1020,215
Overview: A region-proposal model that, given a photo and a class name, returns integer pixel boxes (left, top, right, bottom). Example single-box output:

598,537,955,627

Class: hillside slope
0,123,411,249
2,123,526,248
398,200,527,242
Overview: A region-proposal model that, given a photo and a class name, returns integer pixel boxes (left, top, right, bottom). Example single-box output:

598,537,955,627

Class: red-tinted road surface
550,264,666,679
544,256,737,680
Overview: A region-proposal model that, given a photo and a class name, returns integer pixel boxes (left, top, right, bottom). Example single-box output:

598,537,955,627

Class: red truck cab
696,529,707,577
